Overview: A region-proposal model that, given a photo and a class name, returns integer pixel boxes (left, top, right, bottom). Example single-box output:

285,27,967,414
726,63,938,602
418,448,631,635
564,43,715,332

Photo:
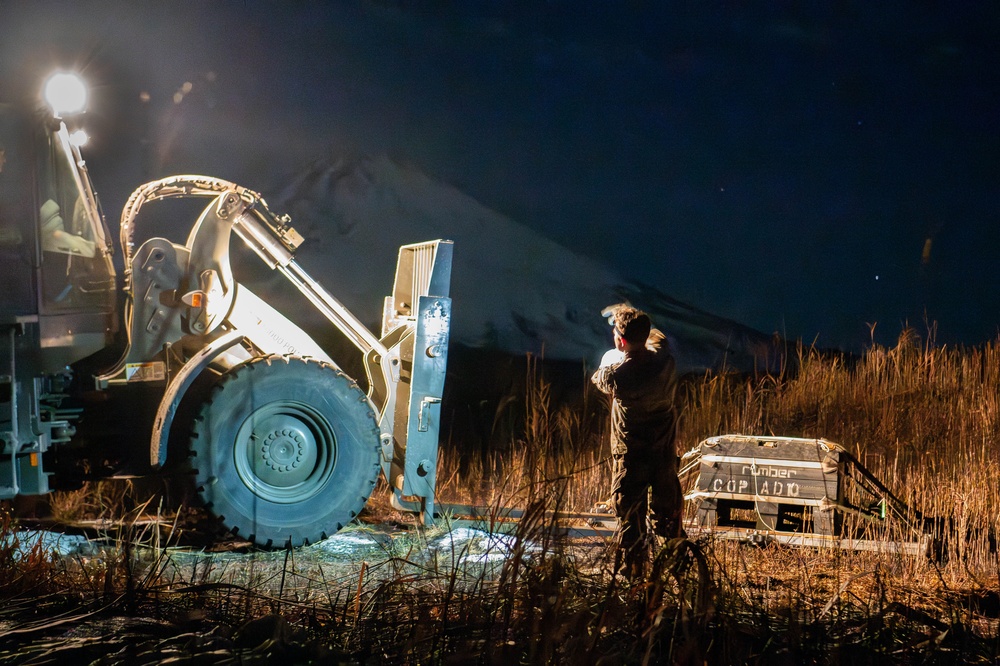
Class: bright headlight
69,129,89,147
43,72,88,117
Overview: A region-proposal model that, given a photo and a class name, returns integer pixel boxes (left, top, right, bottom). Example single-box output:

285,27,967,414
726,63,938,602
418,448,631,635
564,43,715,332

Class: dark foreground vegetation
1,328,999,664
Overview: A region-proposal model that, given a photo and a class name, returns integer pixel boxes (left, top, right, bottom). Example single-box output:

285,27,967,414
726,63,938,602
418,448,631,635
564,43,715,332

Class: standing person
591,304,685,578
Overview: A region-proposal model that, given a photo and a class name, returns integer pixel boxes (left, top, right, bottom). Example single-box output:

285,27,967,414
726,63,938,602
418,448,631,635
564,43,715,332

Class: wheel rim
233,401,337,504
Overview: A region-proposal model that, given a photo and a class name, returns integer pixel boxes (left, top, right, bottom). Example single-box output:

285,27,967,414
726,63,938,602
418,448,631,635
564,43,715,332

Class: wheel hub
260,428,306,472
233,403,336,503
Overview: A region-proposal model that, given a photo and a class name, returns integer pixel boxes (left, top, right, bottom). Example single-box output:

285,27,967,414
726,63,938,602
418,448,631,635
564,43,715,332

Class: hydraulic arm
103,176,452,536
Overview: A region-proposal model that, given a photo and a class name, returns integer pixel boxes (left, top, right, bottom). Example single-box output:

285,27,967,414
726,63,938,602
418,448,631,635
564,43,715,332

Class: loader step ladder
684,434,933,556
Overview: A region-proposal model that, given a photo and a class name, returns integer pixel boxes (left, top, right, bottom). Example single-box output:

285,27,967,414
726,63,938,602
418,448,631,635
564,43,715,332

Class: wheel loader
0,72,452,548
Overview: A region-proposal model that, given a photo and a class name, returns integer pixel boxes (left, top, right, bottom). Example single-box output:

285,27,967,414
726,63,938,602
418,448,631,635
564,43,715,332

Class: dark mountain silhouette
265,152,790,377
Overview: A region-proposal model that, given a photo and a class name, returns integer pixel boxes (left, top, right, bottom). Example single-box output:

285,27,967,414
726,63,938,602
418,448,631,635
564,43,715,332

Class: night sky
2,1,999,352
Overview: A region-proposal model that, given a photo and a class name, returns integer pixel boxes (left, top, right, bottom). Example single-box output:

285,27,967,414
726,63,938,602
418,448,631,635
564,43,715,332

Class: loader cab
0,95,116,372
0,104,36,315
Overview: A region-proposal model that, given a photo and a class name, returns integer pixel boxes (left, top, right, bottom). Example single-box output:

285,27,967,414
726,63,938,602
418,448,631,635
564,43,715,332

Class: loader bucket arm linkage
116,176,452,525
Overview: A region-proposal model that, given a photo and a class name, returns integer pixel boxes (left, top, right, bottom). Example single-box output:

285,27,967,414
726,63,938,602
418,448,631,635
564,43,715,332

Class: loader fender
150,329,246,468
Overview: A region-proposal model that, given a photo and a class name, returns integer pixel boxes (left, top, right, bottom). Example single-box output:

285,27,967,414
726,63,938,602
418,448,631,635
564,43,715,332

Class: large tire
189,355,381,548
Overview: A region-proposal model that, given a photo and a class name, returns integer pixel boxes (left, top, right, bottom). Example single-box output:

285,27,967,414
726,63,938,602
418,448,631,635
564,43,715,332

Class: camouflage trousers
611,448,684,576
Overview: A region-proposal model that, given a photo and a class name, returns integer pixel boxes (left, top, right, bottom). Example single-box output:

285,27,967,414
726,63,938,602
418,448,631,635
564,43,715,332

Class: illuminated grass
0,329,998,663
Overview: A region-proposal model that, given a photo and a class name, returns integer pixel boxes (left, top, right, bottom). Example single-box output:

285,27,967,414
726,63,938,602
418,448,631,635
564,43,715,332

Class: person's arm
591,364,615,395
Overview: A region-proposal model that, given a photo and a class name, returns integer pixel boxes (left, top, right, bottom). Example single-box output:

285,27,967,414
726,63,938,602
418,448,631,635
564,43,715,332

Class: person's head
612,306,651,351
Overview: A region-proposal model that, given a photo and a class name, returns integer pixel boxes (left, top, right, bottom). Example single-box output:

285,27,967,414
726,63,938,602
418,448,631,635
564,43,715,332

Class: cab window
36,121,115,312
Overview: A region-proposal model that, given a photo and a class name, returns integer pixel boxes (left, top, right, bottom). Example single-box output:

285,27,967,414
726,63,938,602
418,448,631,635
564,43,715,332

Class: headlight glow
69,129,89,147
43,72,88,117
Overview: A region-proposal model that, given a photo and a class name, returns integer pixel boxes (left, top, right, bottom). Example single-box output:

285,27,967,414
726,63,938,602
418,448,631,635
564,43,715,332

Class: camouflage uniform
591,328,684,574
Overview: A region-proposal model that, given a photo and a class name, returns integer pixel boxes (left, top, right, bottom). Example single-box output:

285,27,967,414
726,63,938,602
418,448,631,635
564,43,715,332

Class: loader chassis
0,96,452,548
0,101,116,497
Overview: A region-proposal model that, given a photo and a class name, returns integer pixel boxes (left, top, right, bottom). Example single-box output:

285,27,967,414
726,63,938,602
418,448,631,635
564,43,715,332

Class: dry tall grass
0,331,998,663
439,330,1000,576
673,329,1000,577
435,354,612,513
428,330,1000,661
